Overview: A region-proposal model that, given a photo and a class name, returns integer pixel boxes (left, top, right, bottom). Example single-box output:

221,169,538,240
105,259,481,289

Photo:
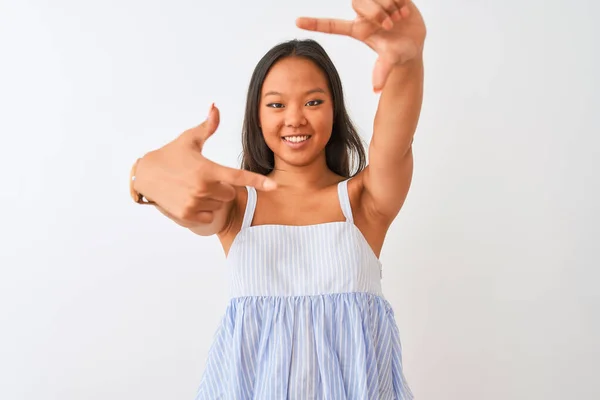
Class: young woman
131,1,426,398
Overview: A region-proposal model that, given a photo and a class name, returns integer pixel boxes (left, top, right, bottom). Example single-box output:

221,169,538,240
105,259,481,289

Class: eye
266,103,284,108
306,100,324,107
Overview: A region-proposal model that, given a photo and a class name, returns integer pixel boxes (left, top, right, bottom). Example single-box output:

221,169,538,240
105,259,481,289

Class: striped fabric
194,179,414,400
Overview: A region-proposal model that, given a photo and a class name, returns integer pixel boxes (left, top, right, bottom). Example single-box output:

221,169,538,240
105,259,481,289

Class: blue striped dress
194,179,414,399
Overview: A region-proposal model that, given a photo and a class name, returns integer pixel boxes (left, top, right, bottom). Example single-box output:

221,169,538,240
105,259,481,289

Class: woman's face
259,56,334,170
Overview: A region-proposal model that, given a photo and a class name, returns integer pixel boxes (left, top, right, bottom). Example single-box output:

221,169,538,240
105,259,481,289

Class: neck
268,155,339,190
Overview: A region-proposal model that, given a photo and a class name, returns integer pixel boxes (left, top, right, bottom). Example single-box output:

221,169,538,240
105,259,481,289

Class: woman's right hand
132,104,276,232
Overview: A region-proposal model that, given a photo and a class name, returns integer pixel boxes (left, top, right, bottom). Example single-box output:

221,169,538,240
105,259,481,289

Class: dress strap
337,179,354,223
241,186,257,229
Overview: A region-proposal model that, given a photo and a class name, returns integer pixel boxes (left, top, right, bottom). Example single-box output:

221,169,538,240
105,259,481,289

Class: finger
400,4,411,18
197,103,220,141
194,198,225,212
194,211,215,225
156,205,211,228
353,0,394,30
296,17,354,36
373,56,395,93
378,0,402,21
209,162,277,191
184,103,221,149
394,0,412,18
202,181,237,202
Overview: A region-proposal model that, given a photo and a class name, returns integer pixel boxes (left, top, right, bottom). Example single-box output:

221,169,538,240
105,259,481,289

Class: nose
284,105,307,128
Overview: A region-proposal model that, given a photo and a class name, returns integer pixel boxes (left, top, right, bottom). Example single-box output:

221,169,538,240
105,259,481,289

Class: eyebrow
264,88,327,97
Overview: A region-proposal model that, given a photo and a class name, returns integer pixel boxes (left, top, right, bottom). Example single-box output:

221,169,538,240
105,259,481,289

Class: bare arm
362,58,424,219
295,1,427,220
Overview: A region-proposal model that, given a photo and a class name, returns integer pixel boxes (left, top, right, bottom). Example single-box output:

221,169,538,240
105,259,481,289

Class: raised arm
363,56,424,218
297,0,426,220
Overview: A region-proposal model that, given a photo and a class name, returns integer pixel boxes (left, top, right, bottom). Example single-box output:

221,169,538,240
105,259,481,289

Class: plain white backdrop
1,0,599,399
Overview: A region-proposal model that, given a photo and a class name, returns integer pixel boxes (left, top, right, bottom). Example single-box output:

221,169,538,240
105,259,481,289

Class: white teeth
284,135,310,143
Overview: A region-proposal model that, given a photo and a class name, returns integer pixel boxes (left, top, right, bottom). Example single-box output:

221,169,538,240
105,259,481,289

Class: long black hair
240,39,366,178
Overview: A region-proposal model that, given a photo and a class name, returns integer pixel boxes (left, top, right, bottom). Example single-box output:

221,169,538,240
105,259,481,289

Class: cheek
259,110,282,135
311,109,334,136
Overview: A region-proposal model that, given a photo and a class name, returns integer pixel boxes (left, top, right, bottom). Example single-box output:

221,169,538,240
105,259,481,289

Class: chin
274,152,326,169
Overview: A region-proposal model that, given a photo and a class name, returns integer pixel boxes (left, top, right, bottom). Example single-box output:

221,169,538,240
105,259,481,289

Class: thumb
185,103,221,149
202,103,220,140
372,57,394,93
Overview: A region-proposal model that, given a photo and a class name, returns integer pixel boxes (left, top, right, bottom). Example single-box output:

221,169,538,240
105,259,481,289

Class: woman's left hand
296,0,426,92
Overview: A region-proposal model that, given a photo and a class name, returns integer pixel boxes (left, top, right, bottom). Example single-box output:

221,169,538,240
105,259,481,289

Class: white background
1,0,599,399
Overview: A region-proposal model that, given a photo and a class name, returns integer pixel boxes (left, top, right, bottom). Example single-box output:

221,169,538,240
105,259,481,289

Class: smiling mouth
282,135,311,143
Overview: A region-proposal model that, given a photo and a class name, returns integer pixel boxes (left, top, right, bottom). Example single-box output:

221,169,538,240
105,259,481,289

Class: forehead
262,57,329,93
